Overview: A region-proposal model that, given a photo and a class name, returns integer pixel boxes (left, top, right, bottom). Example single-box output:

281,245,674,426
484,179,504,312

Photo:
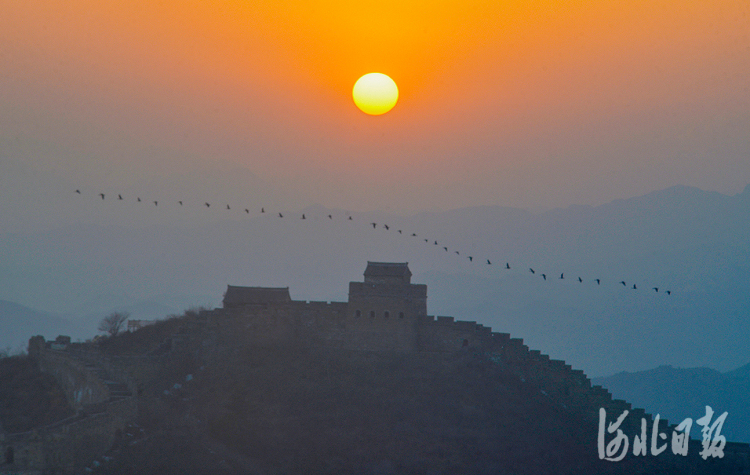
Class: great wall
1,261,748,473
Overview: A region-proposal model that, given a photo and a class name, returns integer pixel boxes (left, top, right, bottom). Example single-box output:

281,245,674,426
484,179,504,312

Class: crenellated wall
0,338,137,474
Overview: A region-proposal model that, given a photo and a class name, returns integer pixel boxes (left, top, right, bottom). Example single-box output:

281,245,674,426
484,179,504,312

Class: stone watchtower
347,262,427,321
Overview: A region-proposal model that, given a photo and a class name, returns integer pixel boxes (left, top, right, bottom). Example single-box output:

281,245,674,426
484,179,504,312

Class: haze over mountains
1,183,748,379
594,363,750,443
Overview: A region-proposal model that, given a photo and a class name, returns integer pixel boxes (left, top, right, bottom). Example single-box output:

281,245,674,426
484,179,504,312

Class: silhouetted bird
118,194,123,200
226,204,230,210
371,222,377,229
179,201,183,206
529,268,535,274
411,233,417,237
261,207,265,213
424,239,429,243
578,277,583,283
384,224,389,230
398,230,402,234
468,256,473,262
487,259,491,265
596,279,600,285
348,216,352,220
153,201,158,206
278,212,283,218
653,287,659,292
328,214,332,219
444,247,448,252
75,189,81,194
620,281,626,286
244,209,249,214
205,202,210,208
455,251,460,255
506,263,510,269
302,214,306,219
666,290,671,295
99,193,105,200
137,197,141,202
542,274,547,280
632,284,637,290
434,241,438,246
560,273,564,280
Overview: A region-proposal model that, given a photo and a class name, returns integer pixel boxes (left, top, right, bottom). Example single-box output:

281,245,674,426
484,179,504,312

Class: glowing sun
352,73,398,115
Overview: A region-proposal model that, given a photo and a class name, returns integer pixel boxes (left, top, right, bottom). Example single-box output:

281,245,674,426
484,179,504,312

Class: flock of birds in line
77,189,673,296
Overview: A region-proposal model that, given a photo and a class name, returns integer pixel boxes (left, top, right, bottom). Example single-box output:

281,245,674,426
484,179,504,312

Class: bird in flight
384,224,389,230
118,194,123,200
261,207,265,213
455,251,460,255
99,193,105,200
424,239,429,243
398,230,402,234
620,281,626,286
560,273,564,280
444,247,448,252
302,214,306,219
666,290,671,295
75,189,81,194
348,216,352,220
244,209,249,214
541,273,547,280
578,277,583,283
434,241,438,245
529,268,535,274
632,284,637,290
137,197,141,202
179,201,183,206
468,256,473,262
153,201,158,206
596,279,601,285
278,212,283,218
653,287,659,292
411,233,417,237
371,222,377,229
226,204,230,210
487,259,491,265
205,202,210,208
506,263,510,270
328,214,333,219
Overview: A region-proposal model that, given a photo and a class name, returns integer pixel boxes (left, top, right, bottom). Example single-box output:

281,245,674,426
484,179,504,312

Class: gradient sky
2,0,749,216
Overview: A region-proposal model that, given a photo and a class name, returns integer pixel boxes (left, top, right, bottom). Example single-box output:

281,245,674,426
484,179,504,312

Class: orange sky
1,0,749,213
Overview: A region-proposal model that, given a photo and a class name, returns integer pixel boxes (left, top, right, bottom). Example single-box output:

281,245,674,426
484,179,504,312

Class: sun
352,73,398,115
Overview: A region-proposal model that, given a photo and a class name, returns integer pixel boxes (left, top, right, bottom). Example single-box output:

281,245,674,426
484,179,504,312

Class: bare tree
98,311,130,337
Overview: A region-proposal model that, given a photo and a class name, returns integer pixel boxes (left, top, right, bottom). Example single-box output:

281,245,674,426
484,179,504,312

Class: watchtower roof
364,262,412,284
223,285,292,308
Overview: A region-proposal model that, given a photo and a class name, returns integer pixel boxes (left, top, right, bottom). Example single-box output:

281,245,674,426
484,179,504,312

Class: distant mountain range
594,363,750,443
1,183,749,377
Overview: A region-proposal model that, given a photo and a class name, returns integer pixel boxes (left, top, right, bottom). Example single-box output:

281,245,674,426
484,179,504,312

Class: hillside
80,313,746,475
0,355,74,432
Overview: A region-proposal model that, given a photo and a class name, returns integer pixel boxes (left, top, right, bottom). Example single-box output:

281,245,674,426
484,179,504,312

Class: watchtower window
384,311,390,319
355,310,361,317
369,310,375,318
398,312,405,319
